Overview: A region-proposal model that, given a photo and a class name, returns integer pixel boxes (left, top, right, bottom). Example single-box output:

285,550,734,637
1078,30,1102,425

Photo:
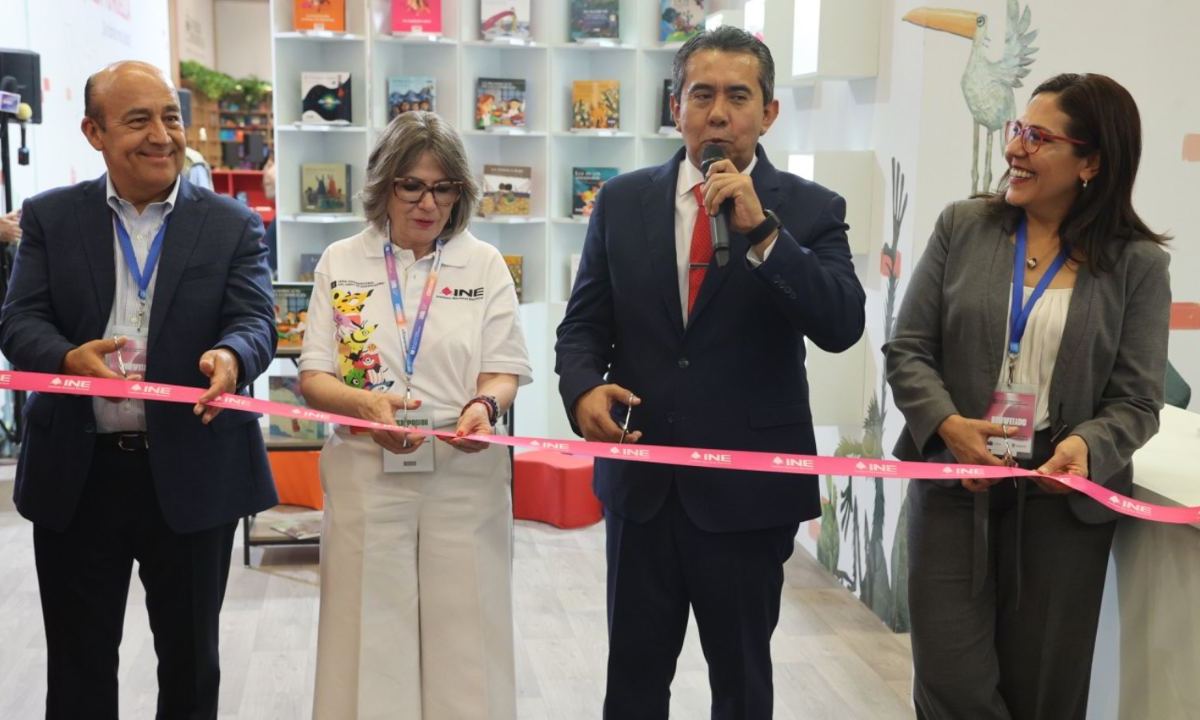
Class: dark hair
84,74,101,125
671,26,775,105
989,73,1168,272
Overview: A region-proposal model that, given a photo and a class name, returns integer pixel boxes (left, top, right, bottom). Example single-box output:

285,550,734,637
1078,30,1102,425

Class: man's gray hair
671,26,775,105
361,111,480,238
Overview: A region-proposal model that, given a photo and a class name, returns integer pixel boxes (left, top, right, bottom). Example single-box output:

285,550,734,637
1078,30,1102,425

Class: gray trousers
907,439,1116,720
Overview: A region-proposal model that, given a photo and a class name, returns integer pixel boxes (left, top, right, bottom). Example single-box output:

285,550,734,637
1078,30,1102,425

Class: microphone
17,103,31,165
700,144,731,267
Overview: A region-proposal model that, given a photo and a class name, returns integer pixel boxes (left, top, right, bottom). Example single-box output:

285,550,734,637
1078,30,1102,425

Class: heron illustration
904,1,1038,194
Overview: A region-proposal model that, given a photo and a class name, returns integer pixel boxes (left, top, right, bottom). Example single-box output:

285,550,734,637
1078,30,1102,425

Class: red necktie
687,184,713,317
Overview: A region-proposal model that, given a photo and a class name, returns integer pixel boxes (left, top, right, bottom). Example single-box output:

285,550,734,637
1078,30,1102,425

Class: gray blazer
884,199,1171,523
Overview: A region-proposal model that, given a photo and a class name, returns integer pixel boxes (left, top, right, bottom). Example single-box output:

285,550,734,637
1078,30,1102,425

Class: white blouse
997,285,1073,430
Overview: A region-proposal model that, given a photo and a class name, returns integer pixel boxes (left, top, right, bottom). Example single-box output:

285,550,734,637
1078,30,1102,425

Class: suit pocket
749,403,812,429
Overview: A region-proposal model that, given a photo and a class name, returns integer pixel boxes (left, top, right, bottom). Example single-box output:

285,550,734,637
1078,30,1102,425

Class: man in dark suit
0,61,277,719
555,28,866,719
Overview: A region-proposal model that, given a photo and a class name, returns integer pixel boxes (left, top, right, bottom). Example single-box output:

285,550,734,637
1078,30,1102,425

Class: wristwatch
462,394,499,425
746,209,781,246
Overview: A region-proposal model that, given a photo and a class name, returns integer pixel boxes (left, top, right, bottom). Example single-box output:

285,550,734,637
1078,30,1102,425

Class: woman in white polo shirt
299,111,531,720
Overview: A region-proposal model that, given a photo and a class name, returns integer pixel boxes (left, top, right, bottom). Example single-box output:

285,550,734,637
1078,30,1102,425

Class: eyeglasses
392,177,464,206
1003,120,1087,155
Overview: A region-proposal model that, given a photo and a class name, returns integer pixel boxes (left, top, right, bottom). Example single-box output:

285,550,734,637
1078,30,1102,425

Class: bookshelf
269,0,685,441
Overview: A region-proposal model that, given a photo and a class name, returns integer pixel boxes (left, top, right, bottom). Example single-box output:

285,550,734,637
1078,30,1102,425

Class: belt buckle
116,433,148,452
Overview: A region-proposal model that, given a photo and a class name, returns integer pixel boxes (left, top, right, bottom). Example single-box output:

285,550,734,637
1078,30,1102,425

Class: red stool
512,450,602,528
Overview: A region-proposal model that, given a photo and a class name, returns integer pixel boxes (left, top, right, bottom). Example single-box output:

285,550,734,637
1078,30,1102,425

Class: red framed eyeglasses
1004,120,1087,155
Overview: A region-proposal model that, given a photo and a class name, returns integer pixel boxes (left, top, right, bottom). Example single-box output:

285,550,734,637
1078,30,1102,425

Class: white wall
215,0,271,79
177,0,216,66
0,0,170,208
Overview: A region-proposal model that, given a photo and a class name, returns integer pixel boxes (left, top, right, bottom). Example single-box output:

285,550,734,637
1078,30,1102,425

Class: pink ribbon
3,370,1196,525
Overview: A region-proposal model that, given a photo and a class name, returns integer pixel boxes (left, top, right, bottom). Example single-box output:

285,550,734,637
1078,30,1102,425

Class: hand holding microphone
699,144,775,262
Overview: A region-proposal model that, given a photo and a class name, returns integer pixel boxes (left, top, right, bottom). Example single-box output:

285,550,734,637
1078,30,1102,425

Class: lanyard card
382,410,434,473
985,383,1037,460
105,327,149,378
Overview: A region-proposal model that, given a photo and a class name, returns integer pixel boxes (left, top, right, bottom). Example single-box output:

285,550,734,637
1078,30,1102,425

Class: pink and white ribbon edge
3,370,1196,526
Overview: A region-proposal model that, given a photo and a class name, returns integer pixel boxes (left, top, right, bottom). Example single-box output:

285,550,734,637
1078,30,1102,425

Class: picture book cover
294,0,346,32
273,282,313,354
387,76,435,120
475,78,526,129
659,79,675,130
301,71,352,124
569,0,619,41
391,0,442,34
659,0,704,43
571,79,620,130
268,375,327,441
572,166,618,217
504,255,524,302
480,0,531,41
299,253,321,282
479,164,532,217
301,163,352,214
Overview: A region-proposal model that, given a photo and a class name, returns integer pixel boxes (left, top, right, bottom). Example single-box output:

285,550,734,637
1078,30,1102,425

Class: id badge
382,410,434,473
106,326,148,377
985,383,1037,460
106,326,148,416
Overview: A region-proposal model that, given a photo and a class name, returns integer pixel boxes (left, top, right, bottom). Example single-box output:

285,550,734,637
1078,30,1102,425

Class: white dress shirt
673,155,775,325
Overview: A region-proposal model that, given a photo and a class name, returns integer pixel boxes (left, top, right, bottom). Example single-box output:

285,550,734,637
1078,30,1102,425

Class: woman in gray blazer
885,73,1171,720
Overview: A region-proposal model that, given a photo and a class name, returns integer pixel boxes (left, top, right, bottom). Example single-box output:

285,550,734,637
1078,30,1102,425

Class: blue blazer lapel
688,145,779,326
149,179,208,352
643,150,686,339
80,177,117,332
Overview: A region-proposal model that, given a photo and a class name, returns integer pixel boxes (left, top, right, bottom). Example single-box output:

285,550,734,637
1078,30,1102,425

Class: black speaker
0,48,41,124
178,87,193,127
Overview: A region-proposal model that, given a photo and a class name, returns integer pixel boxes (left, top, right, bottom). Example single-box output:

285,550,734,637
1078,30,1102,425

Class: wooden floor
0,492,914,719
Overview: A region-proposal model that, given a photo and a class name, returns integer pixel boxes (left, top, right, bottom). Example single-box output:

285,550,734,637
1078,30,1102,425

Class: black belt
95,432,150,452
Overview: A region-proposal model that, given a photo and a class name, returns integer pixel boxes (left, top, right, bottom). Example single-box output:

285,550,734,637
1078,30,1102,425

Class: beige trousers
312,433,516,720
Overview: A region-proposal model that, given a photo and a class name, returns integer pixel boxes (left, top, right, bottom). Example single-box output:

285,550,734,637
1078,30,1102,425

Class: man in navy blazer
0,61,276,719
555,28,865,719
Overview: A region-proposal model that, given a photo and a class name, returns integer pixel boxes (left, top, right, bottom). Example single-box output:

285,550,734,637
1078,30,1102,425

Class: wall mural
903,0,1039,195
815,158,911,632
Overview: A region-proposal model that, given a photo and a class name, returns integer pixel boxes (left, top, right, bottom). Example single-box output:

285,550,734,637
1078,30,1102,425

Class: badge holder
382,389,434,473
106,328,149,415
985,358,1036,461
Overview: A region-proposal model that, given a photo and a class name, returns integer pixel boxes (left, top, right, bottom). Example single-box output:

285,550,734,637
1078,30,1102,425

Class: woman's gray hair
361,111,480,238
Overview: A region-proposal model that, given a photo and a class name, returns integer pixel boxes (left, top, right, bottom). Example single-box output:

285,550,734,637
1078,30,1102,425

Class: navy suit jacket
0,175,278,533
555,146,866,532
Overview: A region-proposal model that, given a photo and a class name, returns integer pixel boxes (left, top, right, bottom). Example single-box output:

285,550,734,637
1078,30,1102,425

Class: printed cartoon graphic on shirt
331,283,394,391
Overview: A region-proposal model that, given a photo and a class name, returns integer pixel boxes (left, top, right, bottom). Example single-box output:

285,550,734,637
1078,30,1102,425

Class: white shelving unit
269,0,684,441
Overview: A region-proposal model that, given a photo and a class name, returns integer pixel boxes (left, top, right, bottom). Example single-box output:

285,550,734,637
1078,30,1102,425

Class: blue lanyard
113,213,168,303
382,239,445,381
1009,217,1069,360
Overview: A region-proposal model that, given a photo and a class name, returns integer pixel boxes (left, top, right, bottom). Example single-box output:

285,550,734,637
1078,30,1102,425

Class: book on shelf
301,72,352,124
299,253,321,282
659,0,704,43
480,0,531,41
301,163,352,214
504,255,524,302
572,167,618,217
387,76,435,120
571,80,620,130
479,165,532,217
659,79,675,131
475,78,526,129
269,514,323,541
391,0,442,35
273,282,313,353
268,375,328,442
569,0,619,42
294,0,346,32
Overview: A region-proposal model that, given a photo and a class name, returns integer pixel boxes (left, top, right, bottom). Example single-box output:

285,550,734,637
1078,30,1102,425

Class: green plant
180,61,272,107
